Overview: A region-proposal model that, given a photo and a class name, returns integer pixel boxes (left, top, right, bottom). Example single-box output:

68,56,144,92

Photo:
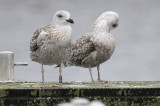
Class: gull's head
53,10,74,26
89,101,106,106
102,11,119,30
71,98,90,106
92,11,119,32
58,103,74,106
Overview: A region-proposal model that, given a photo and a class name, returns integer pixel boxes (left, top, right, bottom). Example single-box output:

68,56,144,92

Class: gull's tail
55,61,74,68
55,64,60,68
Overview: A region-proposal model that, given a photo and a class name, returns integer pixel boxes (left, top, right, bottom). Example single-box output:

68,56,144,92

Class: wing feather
30,24,55,52
30,28,41,51
70,33,96,66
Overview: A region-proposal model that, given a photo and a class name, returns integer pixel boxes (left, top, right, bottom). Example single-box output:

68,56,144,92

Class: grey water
0,0,160,82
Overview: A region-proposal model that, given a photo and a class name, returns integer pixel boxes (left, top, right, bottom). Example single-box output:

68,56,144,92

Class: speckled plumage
30,10,74,86
70,32,115,68
63,11,119,82
30,24,72,65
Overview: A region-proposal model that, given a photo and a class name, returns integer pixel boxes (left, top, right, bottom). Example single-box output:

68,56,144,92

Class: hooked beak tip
66,18,74,24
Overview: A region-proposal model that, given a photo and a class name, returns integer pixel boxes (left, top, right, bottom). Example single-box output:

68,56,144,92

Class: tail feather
55,64,60,68
55,62,72,68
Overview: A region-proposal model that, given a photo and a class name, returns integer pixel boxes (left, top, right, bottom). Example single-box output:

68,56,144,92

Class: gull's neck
52,22,70,27
91,20,110,33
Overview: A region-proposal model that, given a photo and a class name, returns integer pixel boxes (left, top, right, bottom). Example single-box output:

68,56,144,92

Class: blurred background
0,0,160,82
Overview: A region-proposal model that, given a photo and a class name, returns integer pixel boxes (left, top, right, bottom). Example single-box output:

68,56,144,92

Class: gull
58,98,89,106
71,98,90,106
89,101,106,106
57,11,119,82
57,98,106,106
58,103,74,106
30,10,74,87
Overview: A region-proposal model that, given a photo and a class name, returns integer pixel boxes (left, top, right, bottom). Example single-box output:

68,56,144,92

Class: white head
53,10,74,26
71,98,90,106
58,103,74,106
92,11,119,32
89,101,106,106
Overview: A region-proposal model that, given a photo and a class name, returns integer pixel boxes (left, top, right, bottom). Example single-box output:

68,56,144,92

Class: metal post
0,51,14,81
0,51,28,82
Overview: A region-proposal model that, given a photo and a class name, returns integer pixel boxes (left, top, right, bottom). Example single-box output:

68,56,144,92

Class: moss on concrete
0,99,5,106
0,81,160,105
31,90,38,96
0,89,8,98
39,89,53,97
0,89,8,106
0,81,160,89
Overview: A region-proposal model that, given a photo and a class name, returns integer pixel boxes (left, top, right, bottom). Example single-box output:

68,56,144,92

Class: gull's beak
66,18,74,24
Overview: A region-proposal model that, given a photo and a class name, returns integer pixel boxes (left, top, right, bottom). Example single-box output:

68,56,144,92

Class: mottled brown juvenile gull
57,11,119,82
30,10,74,86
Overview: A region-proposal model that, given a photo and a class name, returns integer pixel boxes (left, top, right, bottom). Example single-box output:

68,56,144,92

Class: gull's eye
112,24,117,27
57,14,63,18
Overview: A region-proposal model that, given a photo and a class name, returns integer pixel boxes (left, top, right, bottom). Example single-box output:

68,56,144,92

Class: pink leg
97,65,101,81
52,63,67,88
89,66,95,82
40,64,47,87
59,63,63,87
97,65,108,82
41,64,44,84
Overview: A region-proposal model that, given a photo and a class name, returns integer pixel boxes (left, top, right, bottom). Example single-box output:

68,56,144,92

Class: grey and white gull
58,98,89,106
57,98,105,106
57,11,119,82
30,10,74,86
88,101,106,106
71,98,90,106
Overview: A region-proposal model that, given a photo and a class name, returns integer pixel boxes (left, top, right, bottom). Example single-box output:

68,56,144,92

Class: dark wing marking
30,24,54,52
70,33,96,66
30,28,41,51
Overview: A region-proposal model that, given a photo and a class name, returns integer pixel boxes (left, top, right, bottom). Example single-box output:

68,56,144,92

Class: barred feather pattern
56,11,118,68
30,24,72,65
61,32,115,68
